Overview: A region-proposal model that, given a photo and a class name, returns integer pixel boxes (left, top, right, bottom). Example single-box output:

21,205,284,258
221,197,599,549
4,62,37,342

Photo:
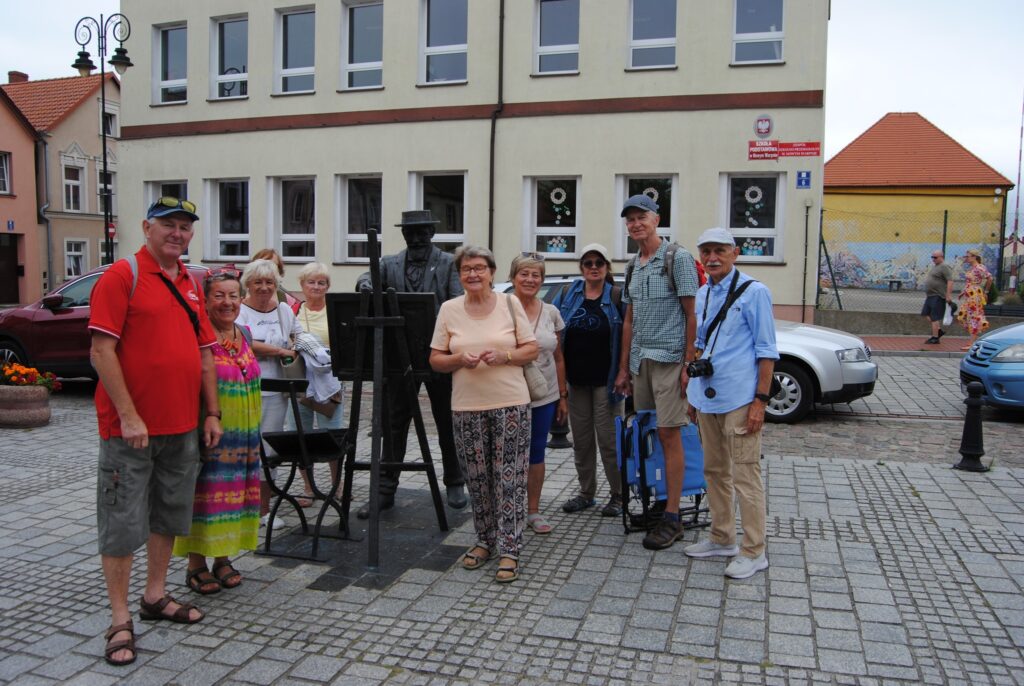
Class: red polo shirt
89,247,215,440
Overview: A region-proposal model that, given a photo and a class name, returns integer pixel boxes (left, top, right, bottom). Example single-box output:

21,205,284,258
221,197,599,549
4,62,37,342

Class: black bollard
547,415,573,449
953,381,989,472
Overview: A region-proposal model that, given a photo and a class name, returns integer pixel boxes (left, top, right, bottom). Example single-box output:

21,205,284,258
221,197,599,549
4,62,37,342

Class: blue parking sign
796,171,811,189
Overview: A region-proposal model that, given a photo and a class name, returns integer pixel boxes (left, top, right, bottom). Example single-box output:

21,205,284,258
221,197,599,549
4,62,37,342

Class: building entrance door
0,234,19,304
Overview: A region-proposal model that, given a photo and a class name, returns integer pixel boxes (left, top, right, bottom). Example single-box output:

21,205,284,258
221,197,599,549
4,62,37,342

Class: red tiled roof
825,112,1013,189
1,73,117,132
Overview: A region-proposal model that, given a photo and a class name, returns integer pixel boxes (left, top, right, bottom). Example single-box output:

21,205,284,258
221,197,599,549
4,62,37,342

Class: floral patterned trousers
452,404,531,559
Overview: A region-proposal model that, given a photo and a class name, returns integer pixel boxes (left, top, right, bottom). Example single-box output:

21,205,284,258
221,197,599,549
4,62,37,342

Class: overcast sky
3,0,1022,230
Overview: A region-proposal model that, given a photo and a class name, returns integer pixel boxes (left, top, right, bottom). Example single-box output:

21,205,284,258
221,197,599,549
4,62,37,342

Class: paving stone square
2,361,1023,684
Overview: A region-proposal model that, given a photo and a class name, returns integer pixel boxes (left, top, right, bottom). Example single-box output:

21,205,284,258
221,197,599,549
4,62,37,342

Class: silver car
494,275,878,423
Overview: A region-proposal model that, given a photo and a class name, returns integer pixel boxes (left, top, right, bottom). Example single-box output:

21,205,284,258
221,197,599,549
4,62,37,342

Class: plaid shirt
622,240,699,374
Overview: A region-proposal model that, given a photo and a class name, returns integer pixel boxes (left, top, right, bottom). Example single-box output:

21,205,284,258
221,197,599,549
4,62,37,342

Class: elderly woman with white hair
236,258,302,526
292,262,344,432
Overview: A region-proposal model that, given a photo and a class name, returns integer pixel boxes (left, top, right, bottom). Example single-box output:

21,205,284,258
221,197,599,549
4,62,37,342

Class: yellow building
823,112,1013,290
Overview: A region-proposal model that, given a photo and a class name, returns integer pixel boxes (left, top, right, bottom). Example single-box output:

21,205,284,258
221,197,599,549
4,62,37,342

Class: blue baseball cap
147,196,200,222
620,194,659,216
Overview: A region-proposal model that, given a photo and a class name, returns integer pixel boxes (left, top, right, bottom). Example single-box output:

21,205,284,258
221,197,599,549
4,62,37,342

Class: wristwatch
206,410,222,419
753,393,771,403
560,391,569,399
506,350,513,364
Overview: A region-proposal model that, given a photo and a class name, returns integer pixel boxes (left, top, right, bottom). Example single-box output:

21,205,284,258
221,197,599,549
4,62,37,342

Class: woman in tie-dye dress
173,268,262,594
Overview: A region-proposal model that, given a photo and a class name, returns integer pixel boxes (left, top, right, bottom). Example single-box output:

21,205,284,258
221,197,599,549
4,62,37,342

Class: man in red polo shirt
89,197,222,667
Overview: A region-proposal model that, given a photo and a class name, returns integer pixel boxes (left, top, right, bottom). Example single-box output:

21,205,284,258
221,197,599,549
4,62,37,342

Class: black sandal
139,594,205,624
103,620,136,666
212,560,242,589
185,567,222,595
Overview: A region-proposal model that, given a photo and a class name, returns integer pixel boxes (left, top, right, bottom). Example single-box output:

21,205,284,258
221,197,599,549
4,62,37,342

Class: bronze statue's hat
395,210,439,228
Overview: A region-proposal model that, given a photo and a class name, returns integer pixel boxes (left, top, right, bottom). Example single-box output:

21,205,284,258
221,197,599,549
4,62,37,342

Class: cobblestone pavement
1,358,1022,685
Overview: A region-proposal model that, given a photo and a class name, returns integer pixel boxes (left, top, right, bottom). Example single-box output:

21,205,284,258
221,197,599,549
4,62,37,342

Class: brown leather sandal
186,567,222,595
212,560,242,588
139,594,205,624
104,620,136,666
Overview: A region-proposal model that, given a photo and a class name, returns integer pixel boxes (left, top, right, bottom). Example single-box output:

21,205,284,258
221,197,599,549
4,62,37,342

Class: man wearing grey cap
684,227,778,579
613,194,700,551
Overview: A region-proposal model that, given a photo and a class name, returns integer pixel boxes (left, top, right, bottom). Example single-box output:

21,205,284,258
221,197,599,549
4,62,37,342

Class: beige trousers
567,385,623,500
696,405,766,558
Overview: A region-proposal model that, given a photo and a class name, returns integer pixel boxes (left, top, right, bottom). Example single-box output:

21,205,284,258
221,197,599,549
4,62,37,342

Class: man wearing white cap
684,227,778,579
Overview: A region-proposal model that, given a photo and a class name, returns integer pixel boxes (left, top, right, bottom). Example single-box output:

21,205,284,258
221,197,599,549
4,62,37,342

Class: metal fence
817,208,1004,312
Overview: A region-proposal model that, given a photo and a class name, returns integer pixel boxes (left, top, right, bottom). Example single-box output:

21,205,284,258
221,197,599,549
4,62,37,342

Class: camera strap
156,273,201,338
700,270,753,361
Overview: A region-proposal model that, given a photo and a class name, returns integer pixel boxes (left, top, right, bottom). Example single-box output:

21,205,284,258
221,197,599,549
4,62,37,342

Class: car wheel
0,341,26,367
766,359,813,424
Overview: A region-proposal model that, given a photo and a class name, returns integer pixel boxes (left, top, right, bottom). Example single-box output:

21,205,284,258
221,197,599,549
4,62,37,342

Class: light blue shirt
687,268,778,414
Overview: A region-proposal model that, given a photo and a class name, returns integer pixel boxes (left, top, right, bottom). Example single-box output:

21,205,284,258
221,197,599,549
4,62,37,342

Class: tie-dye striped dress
173,331,262,558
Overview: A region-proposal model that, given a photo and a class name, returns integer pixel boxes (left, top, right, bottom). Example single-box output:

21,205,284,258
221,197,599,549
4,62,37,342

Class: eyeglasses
520,251,546,261
582,259,606,268
205,265,241,284
460,265,490,275
153,196,197,214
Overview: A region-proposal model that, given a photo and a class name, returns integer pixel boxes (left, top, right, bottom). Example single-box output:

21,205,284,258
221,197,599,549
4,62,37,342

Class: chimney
7,71,29,84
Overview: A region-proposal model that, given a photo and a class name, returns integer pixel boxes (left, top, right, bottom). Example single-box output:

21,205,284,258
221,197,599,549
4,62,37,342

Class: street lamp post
72,14,132,267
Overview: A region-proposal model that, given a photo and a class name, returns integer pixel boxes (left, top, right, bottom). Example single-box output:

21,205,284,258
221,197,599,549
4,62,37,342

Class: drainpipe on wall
37,138,52,293
486,0,506,251
801,199,811,322
996,190,1008,291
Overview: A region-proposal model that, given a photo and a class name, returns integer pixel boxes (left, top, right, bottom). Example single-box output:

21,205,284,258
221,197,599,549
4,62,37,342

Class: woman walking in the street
956,248,993,351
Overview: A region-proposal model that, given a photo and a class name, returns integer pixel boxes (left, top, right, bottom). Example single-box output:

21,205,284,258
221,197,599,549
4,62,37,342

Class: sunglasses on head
206,265,241,283
153,196,197,214
520,251,545,261
582,259,606,268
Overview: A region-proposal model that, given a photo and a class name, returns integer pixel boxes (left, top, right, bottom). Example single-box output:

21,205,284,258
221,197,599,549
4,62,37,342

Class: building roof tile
1,73,116,132
824,112,1013,189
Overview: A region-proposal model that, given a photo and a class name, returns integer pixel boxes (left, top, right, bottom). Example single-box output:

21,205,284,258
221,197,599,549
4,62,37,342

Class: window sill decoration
739,238,769,257
546,236,569,253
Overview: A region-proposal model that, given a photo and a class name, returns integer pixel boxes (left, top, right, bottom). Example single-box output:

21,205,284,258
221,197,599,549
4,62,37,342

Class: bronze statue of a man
356,210,466,516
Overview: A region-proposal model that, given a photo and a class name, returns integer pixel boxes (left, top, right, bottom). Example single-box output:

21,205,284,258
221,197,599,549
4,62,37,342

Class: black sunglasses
581,259,607,268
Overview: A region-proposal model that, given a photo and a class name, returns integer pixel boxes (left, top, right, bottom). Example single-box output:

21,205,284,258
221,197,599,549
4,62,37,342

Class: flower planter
0,385,51,428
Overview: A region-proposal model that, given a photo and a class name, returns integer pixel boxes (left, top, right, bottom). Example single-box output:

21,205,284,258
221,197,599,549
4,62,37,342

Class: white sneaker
725,554,769,579
684,540,740,558
260,513,288,531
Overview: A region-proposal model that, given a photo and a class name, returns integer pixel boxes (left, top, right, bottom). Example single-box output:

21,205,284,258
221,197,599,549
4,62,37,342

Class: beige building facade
120,0,828,320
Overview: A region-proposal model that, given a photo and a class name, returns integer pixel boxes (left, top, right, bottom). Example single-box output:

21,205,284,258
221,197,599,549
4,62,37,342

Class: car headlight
992,343,1024,362
836,347,868,363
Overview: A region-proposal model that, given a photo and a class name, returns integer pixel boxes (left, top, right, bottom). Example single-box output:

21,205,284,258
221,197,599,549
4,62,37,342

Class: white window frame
335,174,383,264
534,0,580,75
204,178,251,260
419,0,468,85
101,102,119,138
409,171,466,251
523,176,581,259
627,0,676,69
341,0,384,90
65,239,89,278
719,172,785,263
97,238,120,266
269,176,317,262
0,152,10,194
732,0,784,65
210,15,249,100
96,168,117,216
152,23,188,104
275,7,316,94
62,163,85,213
614,174,677,259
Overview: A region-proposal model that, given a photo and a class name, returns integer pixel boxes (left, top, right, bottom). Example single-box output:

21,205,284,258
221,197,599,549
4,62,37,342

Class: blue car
960,322,1024,409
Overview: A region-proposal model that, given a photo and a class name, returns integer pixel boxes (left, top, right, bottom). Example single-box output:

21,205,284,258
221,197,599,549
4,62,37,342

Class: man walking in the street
612,194,699,550
89,197,222,666
684,228,778,579
355,210,466,516
922,250,954,344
